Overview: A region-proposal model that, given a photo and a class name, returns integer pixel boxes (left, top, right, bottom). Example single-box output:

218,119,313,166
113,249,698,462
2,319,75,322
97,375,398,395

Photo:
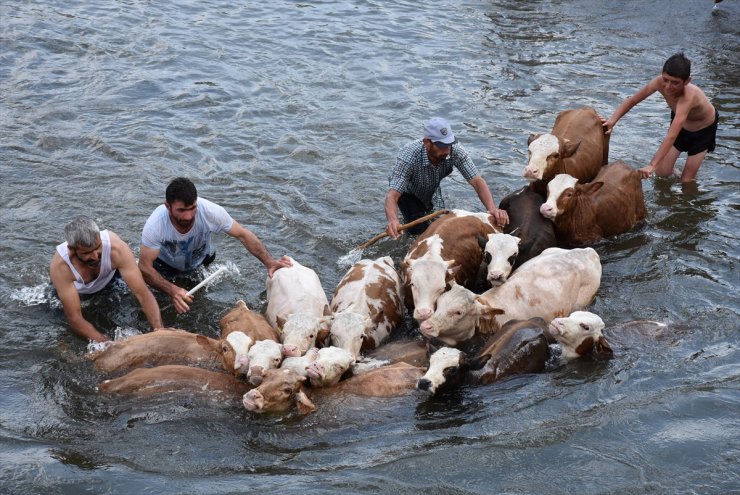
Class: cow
524,107,609,196
245,339,290,386
498,186,557,267
329,256,405,359
324,362,424,397
417,317,572,394
98,364,252,401
418,247,602,346
280,347,320,376
547,311,613,361
400,209,500,322
265,256,333,356
242,368,316,414
219,299,279,342
478,233,521,286
87,328,253,376
305,346,355,387
540,160,647,247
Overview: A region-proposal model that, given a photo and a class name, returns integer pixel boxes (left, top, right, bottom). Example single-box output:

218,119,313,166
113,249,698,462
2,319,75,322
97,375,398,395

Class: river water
1,1,738,494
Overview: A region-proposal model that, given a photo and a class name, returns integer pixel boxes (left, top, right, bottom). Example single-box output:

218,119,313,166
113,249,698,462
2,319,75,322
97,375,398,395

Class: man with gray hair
50,216,163,342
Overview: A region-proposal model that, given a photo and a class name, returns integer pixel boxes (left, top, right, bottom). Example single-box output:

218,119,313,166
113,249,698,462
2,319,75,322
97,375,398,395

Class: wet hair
165,177,198,206
64,215,100,248
662,53,691,81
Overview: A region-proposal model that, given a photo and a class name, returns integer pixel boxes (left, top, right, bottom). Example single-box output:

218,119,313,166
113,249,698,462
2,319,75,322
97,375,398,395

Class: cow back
499,187,557,268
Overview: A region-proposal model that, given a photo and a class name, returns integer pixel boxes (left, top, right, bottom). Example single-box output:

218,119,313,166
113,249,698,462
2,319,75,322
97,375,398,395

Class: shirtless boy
602,53,718,183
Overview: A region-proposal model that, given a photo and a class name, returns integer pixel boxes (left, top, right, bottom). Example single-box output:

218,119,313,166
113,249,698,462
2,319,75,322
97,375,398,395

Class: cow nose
416,378,432,391
283,344,300,357
540,204,554,218
414,308,433,321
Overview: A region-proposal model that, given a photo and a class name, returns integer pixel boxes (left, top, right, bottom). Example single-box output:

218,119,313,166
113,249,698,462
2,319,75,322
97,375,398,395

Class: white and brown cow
219,299,279,342
87,328,253,376
400,209,499,322
540,160,647,247
524,106,609,195
329,256,404,359
305,346,355,388
242,368,316,414
547,311,613,361
479,233,521,286
265,256,333,356
419,247,602,345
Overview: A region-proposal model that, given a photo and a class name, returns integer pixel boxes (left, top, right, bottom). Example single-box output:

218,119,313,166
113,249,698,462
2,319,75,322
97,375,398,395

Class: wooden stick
354,209,450,251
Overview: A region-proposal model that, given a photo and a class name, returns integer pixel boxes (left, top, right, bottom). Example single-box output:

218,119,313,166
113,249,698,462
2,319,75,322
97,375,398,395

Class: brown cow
540,160,647,246
87,328,253,376
242,368,316,414
498,186,557,268
400,209,499,322
98,364,252,401
219,299,279,341
524,107,610,195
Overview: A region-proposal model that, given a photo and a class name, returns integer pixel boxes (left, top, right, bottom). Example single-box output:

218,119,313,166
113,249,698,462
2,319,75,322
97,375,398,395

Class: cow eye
484,252,492,264
507,254,517,265
222,344,230,352
580,323,590,331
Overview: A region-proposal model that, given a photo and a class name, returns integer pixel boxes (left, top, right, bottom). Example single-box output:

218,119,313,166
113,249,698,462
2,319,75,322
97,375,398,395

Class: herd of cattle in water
91,106,651,414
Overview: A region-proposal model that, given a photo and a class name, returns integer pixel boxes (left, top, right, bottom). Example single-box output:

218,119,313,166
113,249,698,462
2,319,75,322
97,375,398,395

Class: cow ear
527,133,541,146
426,338,445,357
594,336,614,359
195,334,211,349
467,353,490,371
583,181,604,195
446,263,461,278
562,139,581,158
477,233,488,251
295,390,316,414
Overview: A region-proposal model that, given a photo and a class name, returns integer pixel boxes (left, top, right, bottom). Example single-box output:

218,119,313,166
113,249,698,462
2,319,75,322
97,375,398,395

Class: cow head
246,339,287,386
418,282,504,346
548,310,613,360
279,313,333,357
242,368,316,414
305,346,354,387
524,133,582,180
196,331,253,376
329,312,369,361
407,257,459,322
540,173,604,219
479,233,520,286
417,345,467,394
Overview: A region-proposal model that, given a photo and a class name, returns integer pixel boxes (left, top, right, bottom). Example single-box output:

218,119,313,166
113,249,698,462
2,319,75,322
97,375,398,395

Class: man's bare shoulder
108,231,137,267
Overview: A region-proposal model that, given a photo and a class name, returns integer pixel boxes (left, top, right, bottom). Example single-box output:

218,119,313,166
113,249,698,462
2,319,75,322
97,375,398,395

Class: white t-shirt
141,198,233,272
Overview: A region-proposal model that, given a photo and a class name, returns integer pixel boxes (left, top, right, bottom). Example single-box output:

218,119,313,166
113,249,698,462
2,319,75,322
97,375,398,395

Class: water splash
10,283,59,307
336,249,363,270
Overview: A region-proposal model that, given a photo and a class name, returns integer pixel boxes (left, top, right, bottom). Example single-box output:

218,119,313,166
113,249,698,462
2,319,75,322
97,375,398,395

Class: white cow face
280,347,320,377
225,331,253,374
548,311,612,360
246,340,285,386
329,312,369,361
408,257,456,322
540,173,578,219
417,347,464,394
305,346,354,387
482,233,521,286
418,283,495,346
280,313,332,356
524,133,560,180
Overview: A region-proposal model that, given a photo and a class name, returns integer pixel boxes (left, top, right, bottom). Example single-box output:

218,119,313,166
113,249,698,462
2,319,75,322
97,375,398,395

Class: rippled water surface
1,1,738,494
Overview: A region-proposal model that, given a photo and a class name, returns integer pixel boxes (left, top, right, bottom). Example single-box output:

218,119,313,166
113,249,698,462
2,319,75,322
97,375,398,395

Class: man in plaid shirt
385,117,509,237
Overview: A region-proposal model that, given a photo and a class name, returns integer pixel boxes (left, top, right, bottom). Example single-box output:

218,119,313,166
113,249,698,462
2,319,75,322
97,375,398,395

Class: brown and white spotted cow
547,311,613,361
524,107,610,195
419,247,602,345
242,368,316,414
400,209,499,322
329,256,404,359
540,160,647,247
265,256,333,356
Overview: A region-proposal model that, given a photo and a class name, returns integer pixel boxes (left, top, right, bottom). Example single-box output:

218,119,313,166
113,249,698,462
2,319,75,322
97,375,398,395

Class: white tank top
56,230,117,294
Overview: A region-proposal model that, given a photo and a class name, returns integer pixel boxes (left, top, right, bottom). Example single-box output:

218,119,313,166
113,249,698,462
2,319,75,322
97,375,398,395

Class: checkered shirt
388,139,479,209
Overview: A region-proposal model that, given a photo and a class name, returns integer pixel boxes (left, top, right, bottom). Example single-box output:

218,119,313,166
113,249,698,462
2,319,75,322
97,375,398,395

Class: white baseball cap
423,117,457,146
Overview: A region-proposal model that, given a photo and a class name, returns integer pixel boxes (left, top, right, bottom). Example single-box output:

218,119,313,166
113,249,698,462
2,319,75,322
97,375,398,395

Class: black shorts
672,110,719,156
397,193,433,236
153,252,216,277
